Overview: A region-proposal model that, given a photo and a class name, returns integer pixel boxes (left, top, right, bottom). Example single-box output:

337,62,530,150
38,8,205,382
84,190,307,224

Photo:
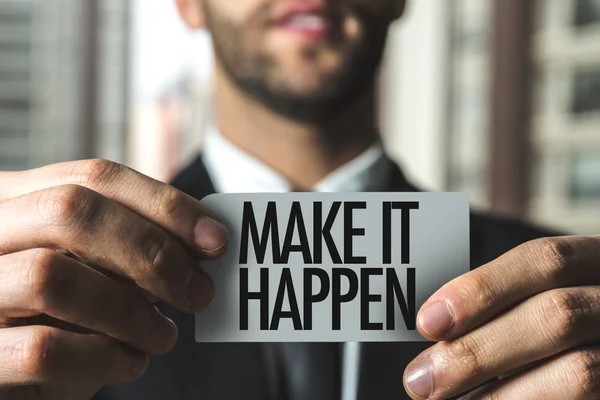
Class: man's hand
0,159,228,400
403,236,600,399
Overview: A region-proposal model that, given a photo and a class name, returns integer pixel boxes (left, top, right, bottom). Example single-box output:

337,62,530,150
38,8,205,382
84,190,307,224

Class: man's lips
271,3,330,39
277,14,328,37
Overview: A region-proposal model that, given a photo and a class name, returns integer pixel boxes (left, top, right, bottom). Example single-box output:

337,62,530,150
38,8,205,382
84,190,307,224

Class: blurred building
0,0,130,171
446,0,493,207
388,0,600,234
446,0,600,234
532,0,600,233
445,0,600,234
0,1,33,171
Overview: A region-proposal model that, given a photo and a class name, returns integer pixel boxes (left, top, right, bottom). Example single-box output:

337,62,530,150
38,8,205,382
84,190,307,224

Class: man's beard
203,1,392,125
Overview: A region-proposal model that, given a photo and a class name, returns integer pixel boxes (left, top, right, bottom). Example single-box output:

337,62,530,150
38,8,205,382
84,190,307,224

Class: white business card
195,193,469,343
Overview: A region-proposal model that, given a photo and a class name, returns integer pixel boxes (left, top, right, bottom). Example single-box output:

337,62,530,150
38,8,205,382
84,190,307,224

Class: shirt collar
202,125,391,194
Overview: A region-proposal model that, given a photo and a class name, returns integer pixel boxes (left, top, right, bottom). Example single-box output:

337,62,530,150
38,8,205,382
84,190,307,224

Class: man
0,0,598,399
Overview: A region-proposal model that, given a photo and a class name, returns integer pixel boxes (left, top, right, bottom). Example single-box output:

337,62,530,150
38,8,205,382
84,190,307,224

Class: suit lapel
170,155,217,200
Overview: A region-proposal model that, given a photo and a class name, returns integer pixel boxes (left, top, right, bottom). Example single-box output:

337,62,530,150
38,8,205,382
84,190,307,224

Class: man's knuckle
22,250,62,307
21,248,58,275
140,235,174,278
17,326,56,379
447,336,484,376
153,187,183,220
565,350,600,396
457,273,498,310
68,159,123,188
39,185,100,228
533,238,575,278
542,290,589,343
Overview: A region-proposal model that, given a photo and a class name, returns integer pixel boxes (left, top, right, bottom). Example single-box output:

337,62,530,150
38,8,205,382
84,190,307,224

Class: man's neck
213,68,379,190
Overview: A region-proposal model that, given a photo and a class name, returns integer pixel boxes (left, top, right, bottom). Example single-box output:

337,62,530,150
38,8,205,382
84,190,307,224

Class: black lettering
332,268,359,330
361,268,384,330
239,202,280,264
386,268,416,330
344,202,367,264
382,202,420,265
314,202,343,264
303,268,330,330
240,268,270,330
270,268,302,330
279,202,312,264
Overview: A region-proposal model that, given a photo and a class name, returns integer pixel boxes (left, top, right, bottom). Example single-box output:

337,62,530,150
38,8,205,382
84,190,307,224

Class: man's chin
269,71,339,98
272,83,327,99
244,85,366,125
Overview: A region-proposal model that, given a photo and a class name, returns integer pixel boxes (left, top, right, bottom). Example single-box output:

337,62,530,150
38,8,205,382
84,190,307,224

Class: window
0,2,33,170
574,0,600,28
446,0,492,206
571,68,600,114
0,155,28,171
532,1,600,233
0,10,31,26
569,153,600,203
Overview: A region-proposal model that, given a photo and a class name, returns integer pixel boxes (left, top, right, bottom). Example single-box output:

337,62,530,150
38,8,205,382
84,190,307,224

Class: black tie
276,342,342,400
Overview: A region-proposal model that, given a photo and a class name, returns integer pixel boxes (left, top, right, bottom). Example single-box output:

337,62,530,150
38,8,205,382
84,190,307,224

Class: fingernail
194,217,228,253
419,301,454,338
129,349,150,375
188,272,215,311
156,312,178,350
405,359,433,399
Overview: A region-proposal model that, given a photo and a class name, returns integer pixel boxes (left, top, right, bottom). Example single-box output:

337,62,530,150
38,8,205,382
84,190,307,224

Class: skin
0,161,228,399
0,0,597,399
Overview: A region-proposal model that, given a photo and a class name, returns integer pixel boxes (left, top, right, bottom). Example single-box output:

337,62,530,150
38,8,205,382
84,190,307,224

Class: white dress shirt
202,126,391,194
201,126,392,400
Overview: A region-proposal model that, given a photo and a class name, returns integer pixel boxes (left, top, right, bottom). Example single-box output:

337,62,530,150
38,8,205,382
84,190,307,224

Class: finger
0,185,215,313
404,286,600,399
0,325,149,388
0,159,228,258
496,360,542,380
0,249,178,355
459,345,600,400
416,236,599,340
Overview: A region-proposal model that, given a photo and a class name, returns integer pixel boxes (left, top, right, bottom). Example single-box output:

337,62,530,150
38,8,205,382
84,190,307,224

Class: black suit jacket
95,156,557,400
